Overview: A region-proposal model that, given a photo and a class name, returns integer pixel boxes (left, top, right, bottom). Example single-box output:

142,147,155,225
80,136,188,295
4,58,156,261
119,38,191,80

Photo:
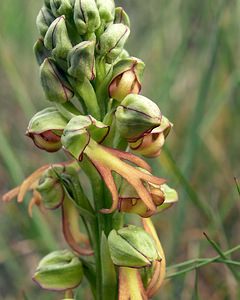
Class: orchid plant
3,0,178,299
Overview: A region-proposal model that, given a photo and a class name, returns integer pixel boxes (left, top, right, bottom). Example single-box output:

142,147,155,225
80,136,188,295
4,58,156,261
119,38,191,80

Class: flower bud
129,115,173,158
115,94,162,141
67,41,96,81
96,0,115,23
37,165,66,209
114,7,130,27
50,0,73,17
108,57,144,101
61,115,109,160
33,250,83,291
36,6,55,37
40,58,74,103
34,38,51,66
44,16,72,61
26,107,68,152
98,24,130,63
108,225,161,268
74,0,101,35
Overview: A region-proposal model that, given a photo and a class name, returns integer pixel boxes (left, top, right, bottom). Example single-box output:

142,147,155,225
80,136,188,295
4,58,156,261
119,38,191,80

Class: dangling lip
83,139,166,215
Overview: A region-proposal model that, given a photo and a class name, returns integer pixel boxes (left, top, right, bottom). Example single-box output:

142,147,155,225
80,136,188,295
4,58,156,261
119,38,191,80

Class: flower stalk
2,1,178,299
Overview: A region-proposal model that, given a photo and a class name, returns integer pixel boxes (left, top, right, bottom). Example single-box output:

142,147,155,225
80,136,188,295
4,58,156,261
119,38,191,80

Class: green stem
70,77,101,119
55,102,81,120
80,157,104,299
167,244,240,279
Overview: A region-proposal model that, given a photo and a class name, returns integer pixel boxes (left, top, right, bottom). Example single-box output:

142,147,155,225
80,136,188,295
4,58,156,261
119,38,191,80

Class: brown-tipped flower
115,94,162,142
26,107,68,152
129,115,173,158
119,180,178,218
108,57,145,102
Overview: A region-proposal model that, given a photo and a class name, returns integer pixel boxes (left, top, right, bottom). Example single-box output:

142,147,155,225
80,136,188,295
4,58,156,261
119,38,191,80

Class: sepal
44,16,72,61
114,7,130,27
61,115,109,160
26,107,68,152
74,0,101,35
50,0,73,17
34,38,51,66
40,58,74,103
33,250,83,291
68,41,96,81
109,57,144,101
108,225,161,268
36,6,55,37
115,94,162,141
98,24,130,63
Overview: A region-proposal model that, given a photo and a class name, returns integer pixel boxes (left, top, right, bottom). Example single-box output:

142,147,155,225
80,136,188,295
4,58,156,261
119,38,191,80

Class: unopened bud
129,116,173,158
37,165,65,209
34,38,51,66
26,107,67,152
44,16,72,61
98,24,130,63
115,94,162,141
68,41,96,81
33,250,83,291
36,6,55,37
74,0,101,35
108,225,161,268
50,0,73,17
109,57,144,101
40,58,74,103
114,7,130,27
96,0,115,23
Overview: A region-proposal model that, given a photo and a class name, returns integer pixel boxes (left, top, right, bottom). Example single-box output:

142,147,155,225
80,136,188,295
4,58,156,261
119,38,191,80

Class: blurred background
0,0,239,299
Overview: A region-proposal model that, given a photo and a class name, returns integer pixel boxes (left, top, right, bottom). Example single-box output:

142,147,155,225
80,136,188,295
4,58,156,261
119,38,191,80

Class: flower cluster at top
3,0,178,299
28,0,177,217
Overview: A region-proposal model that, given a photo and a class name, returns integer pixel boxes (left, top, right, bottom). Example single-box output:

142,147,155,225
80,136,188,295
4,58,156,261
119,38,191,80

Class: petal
18,165,50,203
142,218,166,297
90,158,119,214
2,186,20,202
106,147,151,172
62,199,93,256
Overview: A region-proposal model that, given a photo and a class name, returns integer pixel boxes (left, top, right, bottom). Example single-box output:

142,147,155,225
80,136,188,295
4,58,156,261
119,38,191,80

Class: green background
0,0,239,299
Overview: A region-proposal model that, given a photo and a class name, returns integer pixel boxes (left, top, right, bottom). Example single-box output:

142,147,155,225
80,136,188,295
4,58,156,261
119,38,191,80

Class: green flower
33,250,83,291
26,107,68,152
108,225,161,268
115,94,162,141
